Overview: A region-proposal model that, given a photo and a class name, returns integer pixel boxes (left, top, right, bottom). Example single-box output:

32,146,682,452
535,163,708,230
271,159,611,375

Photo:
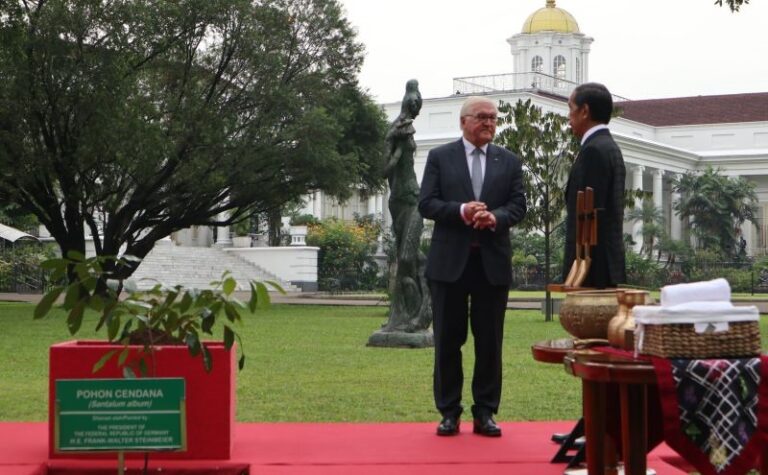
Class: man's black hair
572,82,613,124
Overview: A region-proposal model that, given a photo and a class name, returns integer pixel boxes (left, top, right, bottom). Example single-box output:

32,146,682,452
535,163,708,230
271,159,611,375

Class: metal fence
0,261,51,293
512,260,767,294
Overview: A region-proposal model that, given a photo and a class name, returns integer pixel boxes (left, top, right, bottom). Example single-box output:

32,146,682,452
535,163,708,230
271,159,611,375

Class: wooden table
531,338,576,364
564,350,656,475
531,339,585,467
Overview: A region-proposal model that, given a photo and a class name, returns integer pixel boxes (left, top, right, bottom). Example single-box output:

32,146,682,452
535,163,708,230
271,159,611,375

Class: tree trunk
267,208,283,247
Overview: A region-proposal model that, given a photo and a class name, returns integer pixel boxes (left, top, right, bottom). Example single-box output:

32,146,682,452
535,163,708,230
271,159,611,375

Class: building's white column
312,191,323,219
652,169,664,211
670,174,682,241
632,166,645,253
376,194,384,219
367,194,377,216
301,193,315,216
215,197,232,247
382,189,391,230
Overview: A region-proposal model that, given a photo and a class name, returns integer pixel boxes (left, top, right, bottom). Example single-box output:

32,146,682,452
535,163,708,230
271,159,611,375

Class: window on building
531,56,543,87
554,55,566,87
322,191,366,221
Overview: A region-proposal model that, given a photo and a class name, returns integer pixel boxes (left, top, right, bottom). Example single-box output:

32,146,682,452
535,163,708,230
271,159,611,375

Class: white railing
452,72,629,102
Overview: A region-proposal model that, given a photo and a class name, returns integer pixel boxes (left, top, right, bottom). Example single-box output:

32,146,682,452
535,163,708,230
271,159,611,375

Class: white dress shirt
460,138,489,223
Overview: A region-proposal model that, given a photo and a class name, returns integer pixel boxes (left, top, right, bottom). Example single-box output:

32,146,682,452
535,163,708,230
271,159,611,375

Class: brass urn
558,290,619,339
607,290,649,349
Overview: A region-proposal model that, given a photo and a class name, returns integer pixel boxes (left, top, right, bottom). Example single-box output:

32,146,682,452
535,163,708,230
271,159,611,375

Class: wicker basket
639,321,761,359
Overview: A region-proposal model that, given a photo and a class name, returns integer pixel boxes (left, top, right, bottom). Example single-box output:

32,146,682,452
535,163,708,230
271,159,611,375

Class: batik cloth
653,356,768,475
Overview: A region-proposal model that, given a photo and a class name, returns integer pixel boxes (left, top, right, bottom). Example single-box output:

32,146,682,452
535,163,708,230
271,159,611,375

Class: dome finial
546,0,555,7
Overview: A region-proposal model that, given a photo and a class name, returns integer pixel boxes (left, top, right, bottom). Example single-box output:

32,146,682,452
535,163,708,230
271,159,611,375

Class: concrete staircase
130,244,299,292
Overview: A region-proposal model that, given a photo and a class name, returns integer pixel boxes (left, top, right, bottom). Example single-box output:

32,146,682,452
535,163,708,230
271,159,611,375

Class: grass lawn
0,301,582,423
3,301,768,424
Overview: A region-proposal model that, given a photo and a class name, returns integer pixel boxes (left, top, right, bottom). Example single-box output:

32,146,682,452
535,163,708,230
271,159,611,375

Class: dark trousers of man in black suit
430,251,509,419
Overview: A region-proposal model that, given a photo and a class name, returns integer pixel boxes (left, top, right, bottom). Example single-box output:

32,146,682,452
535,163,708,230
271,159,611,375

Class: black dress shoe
473,415,501,437
436,416,460,436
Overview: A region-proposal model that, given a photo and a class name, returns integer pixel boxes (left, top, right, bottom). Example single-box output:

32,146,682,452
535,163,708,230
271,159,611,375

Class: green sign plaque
55,378,186,452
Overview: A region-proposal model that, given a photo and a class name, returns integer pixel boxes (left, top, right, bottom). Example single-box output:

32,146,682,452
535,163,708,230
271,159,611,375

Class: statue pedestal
367,329,434,348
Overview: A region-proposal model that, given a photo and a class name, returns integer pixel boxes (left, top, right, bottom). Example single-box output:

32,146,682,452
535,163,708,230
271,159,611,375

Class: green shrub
306,218,380,292
290,214,320,226
625,252,666,290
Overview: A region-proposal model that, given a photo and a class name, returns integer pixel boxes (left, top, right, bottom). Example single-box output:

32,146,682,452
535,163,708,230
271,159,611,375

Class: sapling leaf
66,302,86,335
34,287,63,319
224,326,235,349
92,350,117,374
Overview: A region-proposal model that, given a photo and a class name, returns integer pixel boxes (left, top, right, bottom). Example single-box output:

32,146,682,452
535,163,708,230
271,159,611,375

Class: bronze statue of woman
370,79,432,345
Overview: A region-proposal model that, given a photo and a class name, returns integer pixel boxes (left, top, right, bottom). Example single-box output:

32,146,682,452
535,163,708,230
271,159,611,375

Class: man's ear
581,103,591,121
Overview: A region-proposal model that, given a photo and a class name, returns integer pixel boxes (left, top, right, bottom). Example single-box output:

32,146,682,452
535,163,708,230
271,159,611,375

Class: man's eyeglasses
464,114,498,123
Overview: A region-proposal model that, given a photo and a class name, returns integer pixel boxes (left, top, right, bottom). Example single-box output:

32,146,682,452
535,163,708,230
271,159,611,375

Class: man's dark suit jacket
418,139,526,285
563,128,626,288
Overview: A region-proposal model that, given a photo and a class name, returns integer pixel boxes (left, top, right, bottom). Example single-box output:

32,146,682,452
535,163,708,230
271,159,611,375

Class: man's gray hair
460,96,498,117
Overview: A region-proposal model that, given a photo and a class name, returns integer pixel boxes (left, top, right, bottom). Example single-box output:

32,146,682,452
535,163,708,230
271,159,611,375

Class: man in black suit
563,83,626,288
418,96,526,437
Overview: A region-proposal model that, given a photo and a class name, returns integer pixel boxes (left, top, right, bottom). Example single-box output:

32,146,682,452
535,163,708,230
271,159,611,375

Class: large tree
496,99,579,320
0,0,386,280
672,166,758,257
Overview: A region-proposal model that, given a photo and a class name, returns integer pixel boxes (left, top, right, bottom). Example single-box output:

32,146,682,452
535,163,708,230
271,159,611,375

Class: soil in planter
127,328,184,346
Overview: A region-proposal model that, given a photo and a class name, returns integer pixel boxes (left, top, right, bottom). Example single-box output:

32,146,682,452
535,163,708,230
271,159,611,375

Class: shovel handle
564,191,585,287
575,190,584,252
586,187,598,246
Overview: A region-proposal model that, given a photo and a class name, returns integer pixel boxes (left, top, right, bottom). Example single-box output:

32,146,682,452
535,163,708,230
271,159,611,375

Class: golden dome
522,0,580,34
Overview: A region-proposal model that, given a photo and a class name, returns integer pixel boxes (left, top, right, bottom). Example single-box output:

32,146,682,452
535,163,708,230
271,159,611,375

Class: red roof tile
616,92,768,126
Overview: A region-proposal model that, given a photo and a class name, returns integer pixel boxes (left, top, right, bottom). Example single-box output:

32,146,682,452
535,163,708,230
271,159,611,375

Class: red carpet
0,421,689,474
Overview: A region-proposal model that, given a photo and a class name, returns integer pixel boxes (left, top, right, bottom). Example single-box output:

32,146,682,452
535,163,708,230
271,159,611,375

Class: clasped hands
464,201,496,230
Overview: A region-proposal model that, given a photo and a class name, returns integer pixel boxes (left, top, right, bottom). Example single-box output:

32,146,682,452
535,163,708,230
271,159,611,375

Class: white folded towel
660,278,731,307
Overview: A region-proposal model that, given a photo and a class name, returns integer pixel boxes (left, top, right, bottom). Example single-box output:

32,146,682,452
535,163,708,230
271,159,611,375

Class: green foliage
231,217,253,237
715,0,748,12
0,243,58,291
679,249,752,292
306,218,380,292
0,0,386,281
510,231,564,268
289,214,320,226
511,249,539,288
496,99,578,291
0,204,38,233
496,99,579,235
625,200,665,259
672,166,758,258
624,251,667,290
34,252,283,375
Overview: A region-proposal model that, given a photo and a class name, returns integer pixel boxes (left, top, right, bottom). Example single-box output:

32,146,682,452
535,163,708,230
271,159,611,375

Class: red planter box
49,340,236,460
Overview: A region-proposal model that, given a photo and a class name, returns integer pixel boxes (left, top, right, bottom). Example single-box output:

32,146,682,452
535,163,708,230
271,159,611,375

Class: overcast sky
338,0,768,104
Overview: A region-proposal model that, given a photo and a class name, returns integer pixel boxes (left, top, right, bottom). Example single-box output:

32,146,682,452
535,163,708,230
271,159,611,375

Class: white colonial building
303,0,768,257
31,0,765,291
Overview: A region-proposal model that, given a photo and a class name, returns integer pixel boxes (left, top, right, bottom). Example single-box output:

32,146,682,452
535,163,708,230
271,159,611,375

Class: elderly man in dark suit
418,96,526,437
564,82,626,288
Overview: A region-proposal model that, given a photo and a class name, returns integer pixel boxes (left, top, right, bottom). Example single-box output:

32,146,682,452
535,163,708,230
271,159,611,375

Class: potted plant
36,252,282,460
288,214,318,246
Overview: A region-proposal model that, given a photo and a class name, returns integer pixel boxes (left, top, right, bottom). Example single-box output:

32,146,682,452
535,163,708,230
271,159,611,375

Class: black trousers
429,250,509,419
